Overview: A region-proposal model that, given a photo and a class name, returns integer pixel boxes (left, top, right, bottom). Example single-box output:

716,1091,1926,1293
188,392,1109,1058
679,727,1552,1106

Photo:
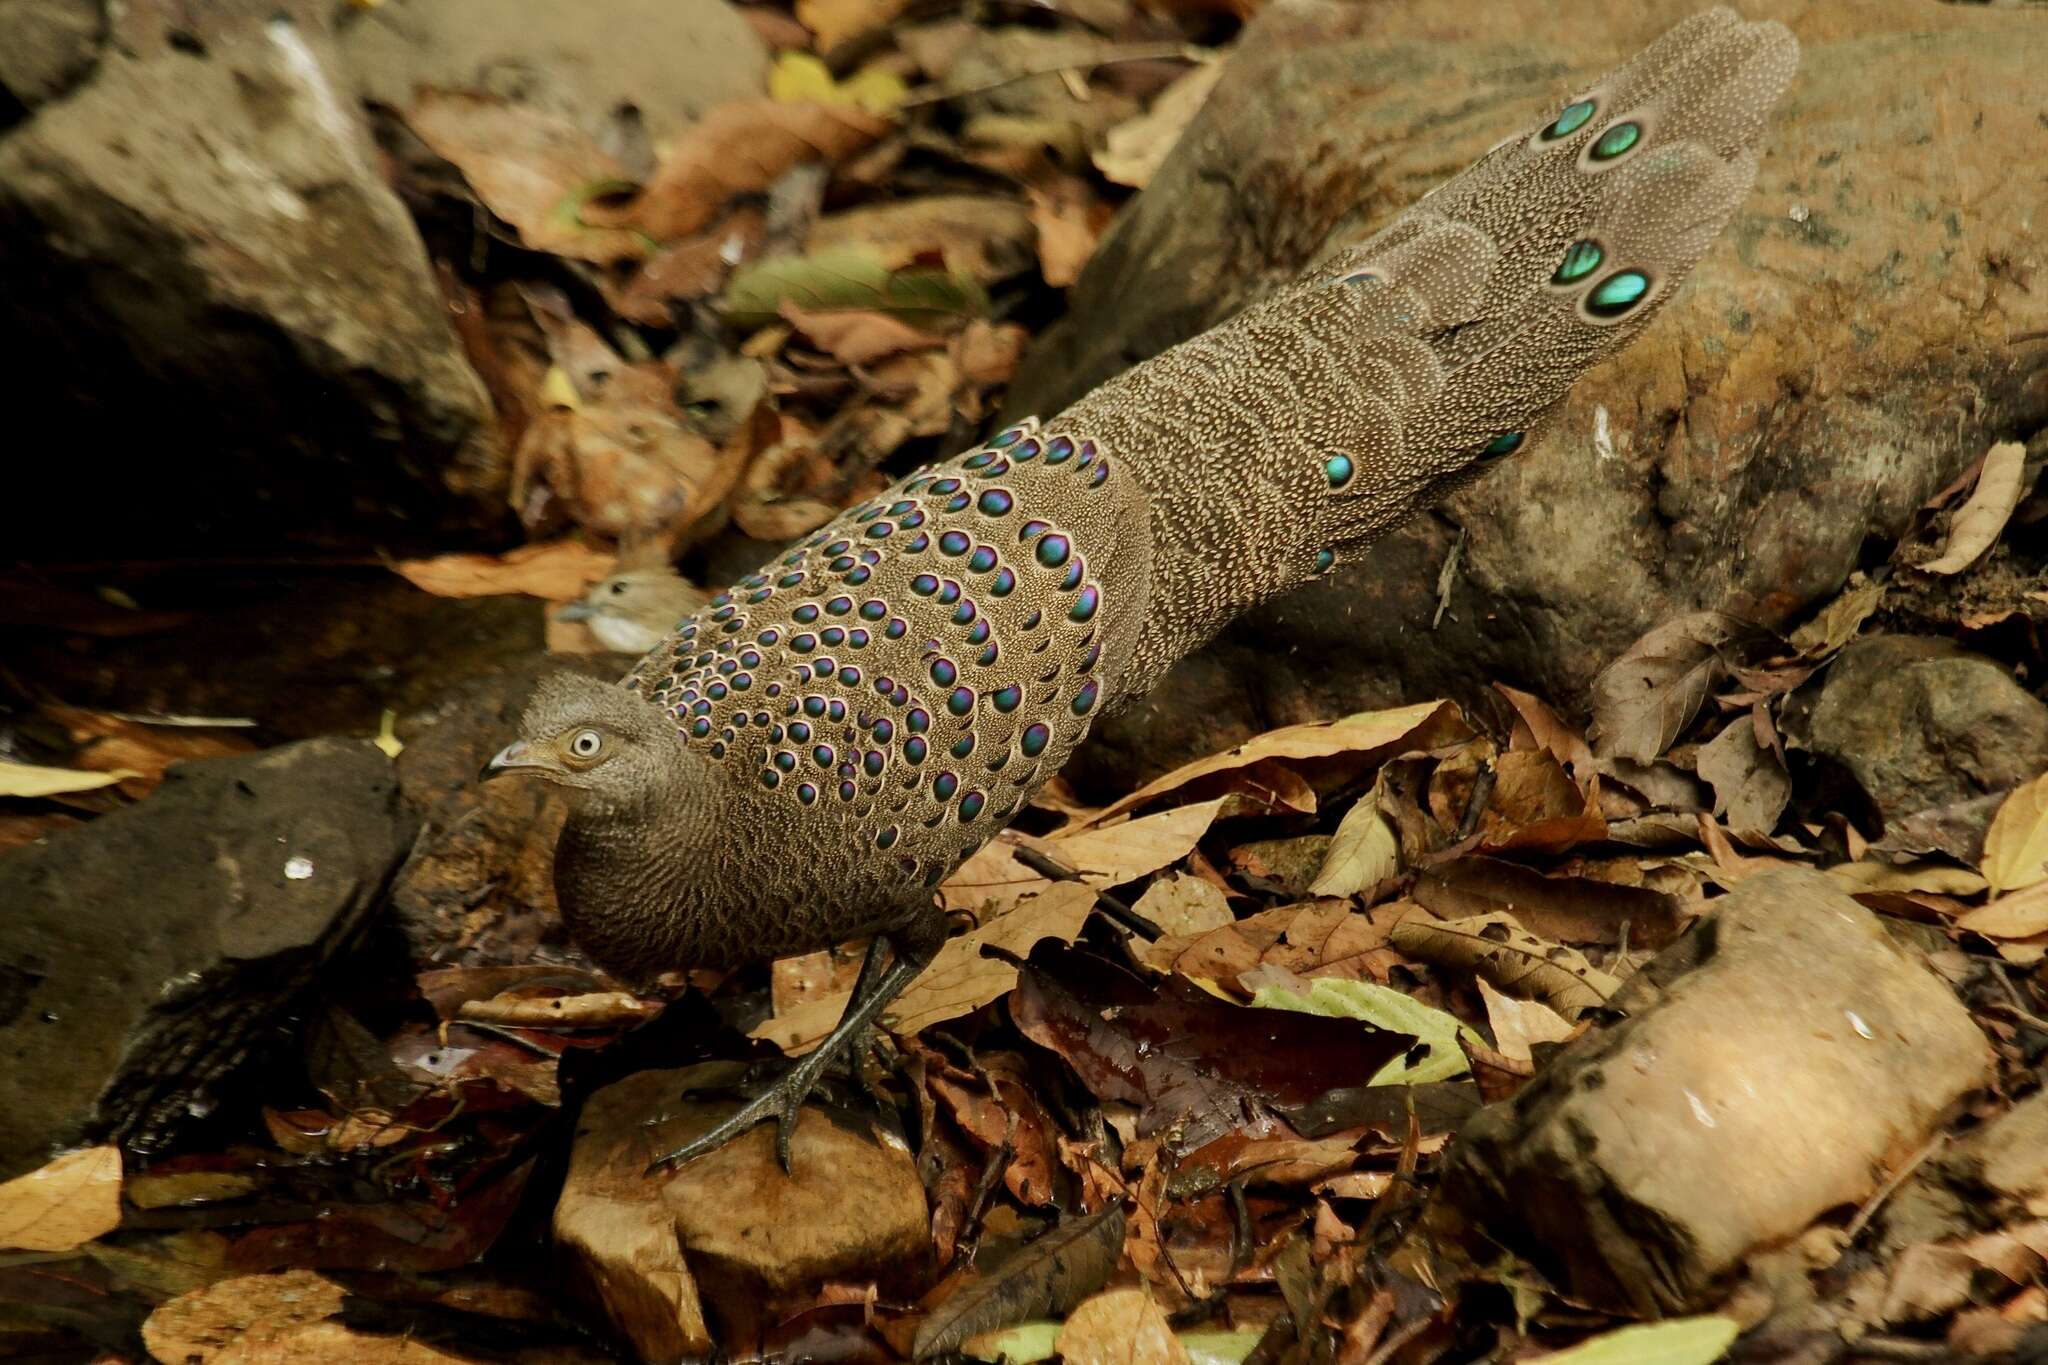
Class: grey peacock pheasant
487,8,1800,1171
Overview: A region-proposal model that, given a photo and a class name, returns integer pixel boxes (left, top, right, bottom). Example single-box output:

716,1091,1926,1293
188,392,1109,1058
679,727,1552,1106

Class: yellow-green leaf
1252,977,1479,1085
1533,1315,1739,1364
770,51,907,116
720,248,989,329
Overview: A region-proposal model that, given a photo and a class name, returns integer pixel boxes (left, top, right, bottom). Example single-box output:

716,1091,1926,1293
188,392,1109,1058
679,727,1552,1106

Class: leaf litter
9,0,2046,1359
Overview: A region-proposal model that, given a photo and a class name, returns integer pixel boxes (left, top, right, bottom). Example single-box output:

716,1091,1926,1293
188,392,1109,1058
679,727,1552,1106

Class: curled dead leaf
1919,442,2028,575
1389,911,1620,1018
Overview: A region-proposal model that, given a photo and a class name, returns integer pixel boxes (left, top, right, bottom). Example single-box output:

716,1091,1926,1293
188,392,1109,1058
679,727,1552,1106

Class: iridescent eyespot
1542,98,1597,141
1590,120,1641,161
1586,269,1652,319
1480,432,1526,459
1324,453,1355,490
1552,239,1604,285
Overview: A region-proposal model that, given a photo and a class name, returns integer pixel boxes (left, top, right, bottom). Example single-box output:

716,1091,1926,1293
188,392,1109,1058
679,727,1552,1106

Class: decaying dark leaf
912,1204,1125,1357
1009,941,1415,1151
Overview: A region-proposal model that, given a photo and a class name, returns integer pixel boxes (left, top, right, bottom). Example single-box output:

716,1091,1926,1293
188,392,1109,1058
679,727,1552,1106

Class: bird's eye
569,729,603,759
609,581,626,595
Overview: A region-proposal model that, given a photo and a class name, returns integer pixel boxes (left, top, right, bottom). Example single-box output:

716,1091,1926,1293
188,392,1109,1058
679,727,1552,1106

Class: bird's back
621,7,1798,943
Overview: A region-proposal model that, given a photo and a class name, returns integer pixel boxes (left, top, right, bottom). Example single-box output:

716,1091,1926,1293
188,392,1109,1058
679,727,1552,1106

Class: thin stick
1844,1132,1944,1241
1012,843,1162,941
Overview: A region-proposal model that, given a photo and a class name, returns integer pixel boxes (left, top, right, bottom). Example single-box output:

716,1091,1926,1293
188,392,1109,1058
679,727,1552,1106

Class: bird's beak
555,601,597,622
481,740,546,781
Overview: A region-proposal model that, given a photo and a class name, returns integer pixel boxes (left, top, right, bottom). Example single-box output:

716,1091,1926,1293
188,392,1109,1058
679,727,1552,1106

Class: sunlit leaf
1252,976,1480,1084
1532,1315,1740,1364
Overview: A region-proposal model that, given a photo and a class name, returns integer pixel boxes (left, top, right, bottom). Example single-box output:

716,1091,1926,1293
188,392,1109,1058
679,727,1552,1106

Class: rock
337,0,768,173
1438,868,1992,1315
0,0,106,107
554,1066,929,1359
389,652,623,968
1010,0,2048,795
1783,635,2048,827
0,740,412,1178
0,7,501,559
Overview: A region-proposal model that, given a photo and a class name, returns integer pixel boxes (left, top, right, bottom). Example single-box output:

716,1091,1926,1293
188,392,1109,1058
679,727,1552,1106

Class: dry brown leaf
393,540,614,603
1590,610,1763,763
914,1206,1126,1357
0,760,137,799
1495,682,1594,778
780,301,946,365
1026,176,1110,288
143,1270,351,1363
1957,881,2048,940
1308,781,1398,898
0,1146,120,1252
518,311,761,549
401,92,642,264
1415,857,1688,949
40,705,257,801
1131,873,1235,938
954,319,1030,386
1078,701,1466,830
1983,772,2048,894
1827,861,1988,897
1093,59,1223,189
888,883,1097,1037
457,990,662,1029
1034,797,1227,888
807,194,1035,283
610,209,767,322
1389,911,1620,1018
628,99,888,241
757,883,1097,1048
1058,1287,1190,1365
1921,441,2028,574
1477,749,1606,855
1477,979,1577,1063
1788,575,1887,659
1695,715,1791,835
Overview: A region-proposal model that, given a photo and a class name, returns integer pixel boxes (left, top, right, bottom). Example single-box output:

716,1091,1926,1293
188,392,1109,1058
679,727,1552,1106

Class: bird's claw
643,1062,817,1177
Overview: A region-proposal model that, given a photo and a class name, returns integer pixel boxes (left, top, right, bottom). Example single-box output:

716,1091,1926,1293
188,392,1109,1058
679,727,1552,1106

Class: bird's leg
838,936,899,1107
647,909,944,1175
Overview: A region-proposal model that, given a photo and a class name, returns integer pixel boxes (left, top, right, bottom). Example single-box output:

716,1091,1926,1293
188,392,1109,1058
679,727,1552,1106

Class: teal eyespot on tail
1553,240,1605,285
1591,121,1643,160
1586,270,1652,319
1542,98,1597,140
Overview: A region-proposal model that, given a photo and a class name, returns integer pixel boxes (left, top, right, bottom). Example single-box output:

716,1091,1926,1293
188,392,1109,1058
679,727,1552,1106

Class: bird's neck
552,772,722,980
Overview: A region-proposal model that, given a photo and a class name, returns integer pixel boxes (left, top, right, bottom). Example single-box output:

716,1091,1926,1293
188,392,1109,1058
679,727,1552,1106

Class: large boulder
1782,635,2048,828
1009,0,2048,794
1438,869,1992,1314
0,740,412,1177
0,2,501,559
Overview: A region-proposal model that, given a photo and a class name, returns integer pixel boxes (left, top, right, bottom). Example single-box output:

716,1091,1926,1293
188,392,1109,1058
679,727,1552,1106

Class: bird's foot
645,1054,824,1176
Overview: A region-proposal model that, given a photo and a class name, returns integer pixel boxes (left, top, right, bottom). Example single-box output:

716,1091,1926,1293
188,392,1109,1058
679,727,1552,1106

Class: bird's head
556,571,708,654
483,671,698,819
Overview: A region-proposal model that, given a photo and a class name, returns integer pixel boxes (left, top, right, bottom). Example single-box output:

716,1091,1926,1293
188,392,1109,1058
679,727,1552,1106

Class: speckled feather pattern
595,9,1797,972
